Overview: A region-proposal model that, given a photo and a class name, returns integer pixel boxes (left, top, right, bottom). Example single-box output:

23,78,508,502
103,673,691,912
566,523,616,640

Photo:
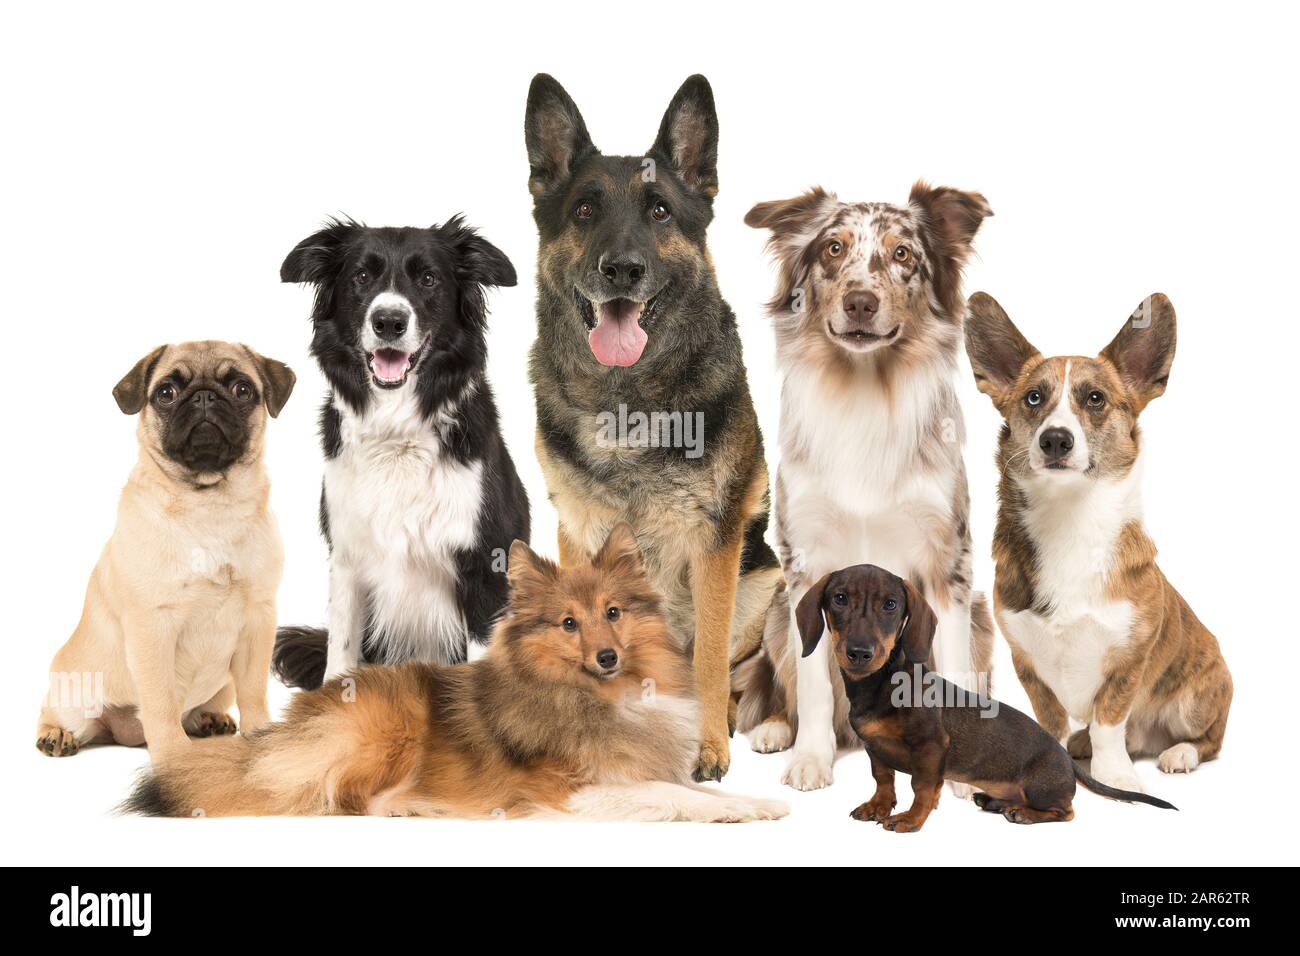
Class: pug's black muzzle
164,389,249,473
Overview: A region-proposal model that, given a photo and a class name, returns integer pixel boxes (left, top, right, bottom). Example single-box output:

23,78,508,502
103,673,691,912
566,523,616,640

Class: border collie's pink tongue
588,299,648,367
371,348,410,384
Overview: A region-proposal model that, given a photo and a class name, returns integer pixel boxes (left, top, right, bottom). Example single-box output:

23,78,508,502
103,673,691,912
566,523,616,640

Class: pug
36,341,295,761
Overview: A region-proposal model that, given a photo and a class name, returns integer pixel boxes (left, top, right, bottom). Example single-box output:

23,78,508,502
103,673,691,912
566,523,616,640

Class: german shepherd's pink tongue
588,299,647,367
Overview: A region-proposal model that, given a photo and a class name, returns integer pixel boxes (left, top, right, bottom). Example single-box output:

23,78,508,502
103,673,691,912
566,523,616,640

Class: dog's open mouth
577,292,663,367
831,325,900,349
367,338,428,389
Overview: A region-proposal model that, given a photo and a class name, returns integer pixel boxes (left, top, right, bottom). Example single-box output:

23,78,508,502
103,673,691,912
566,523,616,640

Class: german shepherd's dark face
525,74,719,368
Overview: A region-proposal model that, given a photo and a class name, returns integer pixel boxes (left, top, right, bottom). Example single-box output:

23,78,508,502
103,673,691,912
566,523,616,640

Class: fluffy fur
273,217,529,688
123,526,788,823
965,291,1232,793
38,342,295,759
736,185,995,791
524,74,783,782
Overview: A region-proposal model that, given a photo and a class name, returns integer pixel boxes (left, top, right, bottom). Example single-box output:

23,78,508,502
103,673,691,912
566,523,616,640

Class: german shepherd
122,525,788,822
524,74,783,782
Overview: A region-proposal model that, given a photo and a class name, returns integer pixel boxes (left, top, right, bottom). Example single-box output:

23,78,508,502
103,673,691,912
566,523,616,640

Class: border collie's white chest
323,387,483,660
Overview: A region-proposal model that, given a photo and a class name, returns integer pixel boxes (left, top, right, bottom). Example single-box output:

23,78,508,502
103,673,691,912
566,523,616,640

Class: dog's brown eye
561,617,579,632
231,380,253,401
606,606,621,621
884,599,898,612
575,201,593,220
651,202,671,223
827,240,843,258
353,270,369,286
894,244,911,262
833,592,848,606
1025,389,1043,407
156,383,176,405
419,271,437,288
1087,390,1105,408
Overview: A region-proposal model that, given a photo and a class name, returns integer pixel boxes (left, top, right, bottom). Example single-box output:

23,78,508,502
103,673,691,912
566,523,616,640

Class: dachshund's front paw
850,795,896,823
882,811,927,833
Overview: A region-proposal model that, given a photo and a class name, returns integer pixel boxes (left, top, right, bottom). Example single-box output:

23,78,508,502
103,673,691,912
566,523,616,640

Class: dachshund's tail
1074,763,1178,810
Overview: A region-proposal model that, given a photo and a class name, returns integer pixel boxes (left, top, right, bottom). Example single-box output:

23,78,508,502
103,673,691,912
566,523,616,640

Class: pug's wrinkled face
114,341,295,484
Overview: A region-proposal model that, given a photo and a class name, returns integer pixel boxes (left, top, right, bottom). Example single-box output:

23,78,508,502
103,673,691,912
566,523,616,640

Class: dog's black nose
190,389,218,411
596,649,619,670
598,254,646,290
371,309,409,342
1039,427,1075,460
843,290,880,317
845,644,874,666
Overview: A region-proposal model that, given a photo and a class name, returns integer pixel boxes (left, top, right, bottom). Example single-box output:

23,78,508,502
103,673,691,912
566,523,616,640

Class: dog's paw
747,719,793,754
947,781,975,800
850,796,895,823
692,739,730,783
697,795,789,824
782,750,834,791
881,812,926,833
1157,742,1201,774
1067,728,1092,759
36,727,79,757
1091,758,1144,794
1002,807,1032,825
188,712,238,738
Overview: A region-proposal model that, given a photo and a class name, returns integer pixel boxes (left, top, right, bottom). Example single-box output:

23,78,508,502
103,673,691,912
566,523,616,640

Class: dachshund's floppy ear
795,574,832,658
899,579,938,664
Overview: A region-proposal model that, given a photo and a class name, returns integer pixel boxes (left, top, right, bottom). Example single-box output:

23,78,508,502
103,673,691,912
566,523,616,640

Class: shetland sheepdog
124,525,788,823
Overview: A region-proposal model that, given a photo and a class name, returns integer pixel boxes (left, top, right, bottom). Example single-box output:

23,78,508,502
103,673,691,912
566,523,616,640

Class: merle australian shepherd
273,216,529,688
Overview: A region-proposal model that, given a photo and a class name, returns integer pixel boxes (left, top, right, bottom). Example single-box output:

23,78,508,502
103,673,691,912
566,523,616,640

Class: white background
4,1,1297,866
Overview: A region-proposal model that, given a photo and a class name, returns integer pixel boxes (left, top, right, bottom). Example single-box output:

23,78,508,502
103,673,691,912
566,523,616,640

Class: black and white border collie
273,217,530,688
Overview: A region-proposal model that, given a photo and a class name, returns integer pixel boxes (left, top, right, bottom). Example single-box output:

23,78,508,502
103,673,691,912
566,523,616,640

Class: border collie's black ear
113,344,167,415
439,215,517,289
241,346,296,419
525,74,596,200
280,220,359,285
1100,293,1177,413
899,579,938,664
650,75,719,198
795,573,832,658
965,292,1040,408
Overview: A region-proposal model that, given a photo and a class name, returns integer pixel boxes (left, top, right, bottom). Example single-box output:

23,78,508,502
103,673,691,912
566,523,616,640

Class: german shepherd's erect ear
592,523,645,577
899,579,938,664
649,75,720,199
525,74,597,200
795,573,832,658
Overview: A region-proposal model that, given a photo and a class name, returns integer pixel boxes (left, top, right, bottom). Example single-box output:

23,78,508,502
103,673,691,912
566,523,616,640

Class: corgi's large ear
113,344,168,415
795,574,832,658
592,522,645,577
280,220,360,285
525,74,596,201
507,539,556,597
1100,293,1177,413
649,75,719,199
899,579,938,665
965,292,1040,407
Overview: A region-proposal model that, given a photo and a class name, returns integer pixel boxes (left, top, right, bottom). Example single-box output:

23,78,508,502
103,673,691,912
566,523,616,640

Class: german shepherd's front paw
188,711,237,738
692,738,730,782
36,726,80,757
850,795,896,823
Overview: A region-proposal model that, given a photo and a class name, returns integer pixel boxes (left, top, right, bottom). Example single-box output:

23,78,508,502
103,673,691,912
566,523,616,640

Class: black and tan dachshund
797,565,1177,831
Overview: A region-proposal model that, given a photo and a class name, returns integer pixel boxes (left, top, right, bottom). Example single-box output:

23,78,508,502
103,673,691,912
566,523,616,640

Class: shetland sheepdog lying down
125,524,788,823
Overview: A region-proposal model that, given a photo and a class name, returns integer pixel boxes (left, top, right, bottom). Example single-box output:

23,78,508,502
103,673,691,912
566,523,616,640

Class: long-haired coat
124,525,787,823
272,217,529,688
735,184,995,791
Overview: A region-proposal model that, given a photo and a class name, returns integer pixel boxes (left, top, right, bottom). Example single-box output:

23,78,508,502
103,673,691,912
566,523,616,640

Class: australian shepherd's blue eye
1025,388,1043,407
